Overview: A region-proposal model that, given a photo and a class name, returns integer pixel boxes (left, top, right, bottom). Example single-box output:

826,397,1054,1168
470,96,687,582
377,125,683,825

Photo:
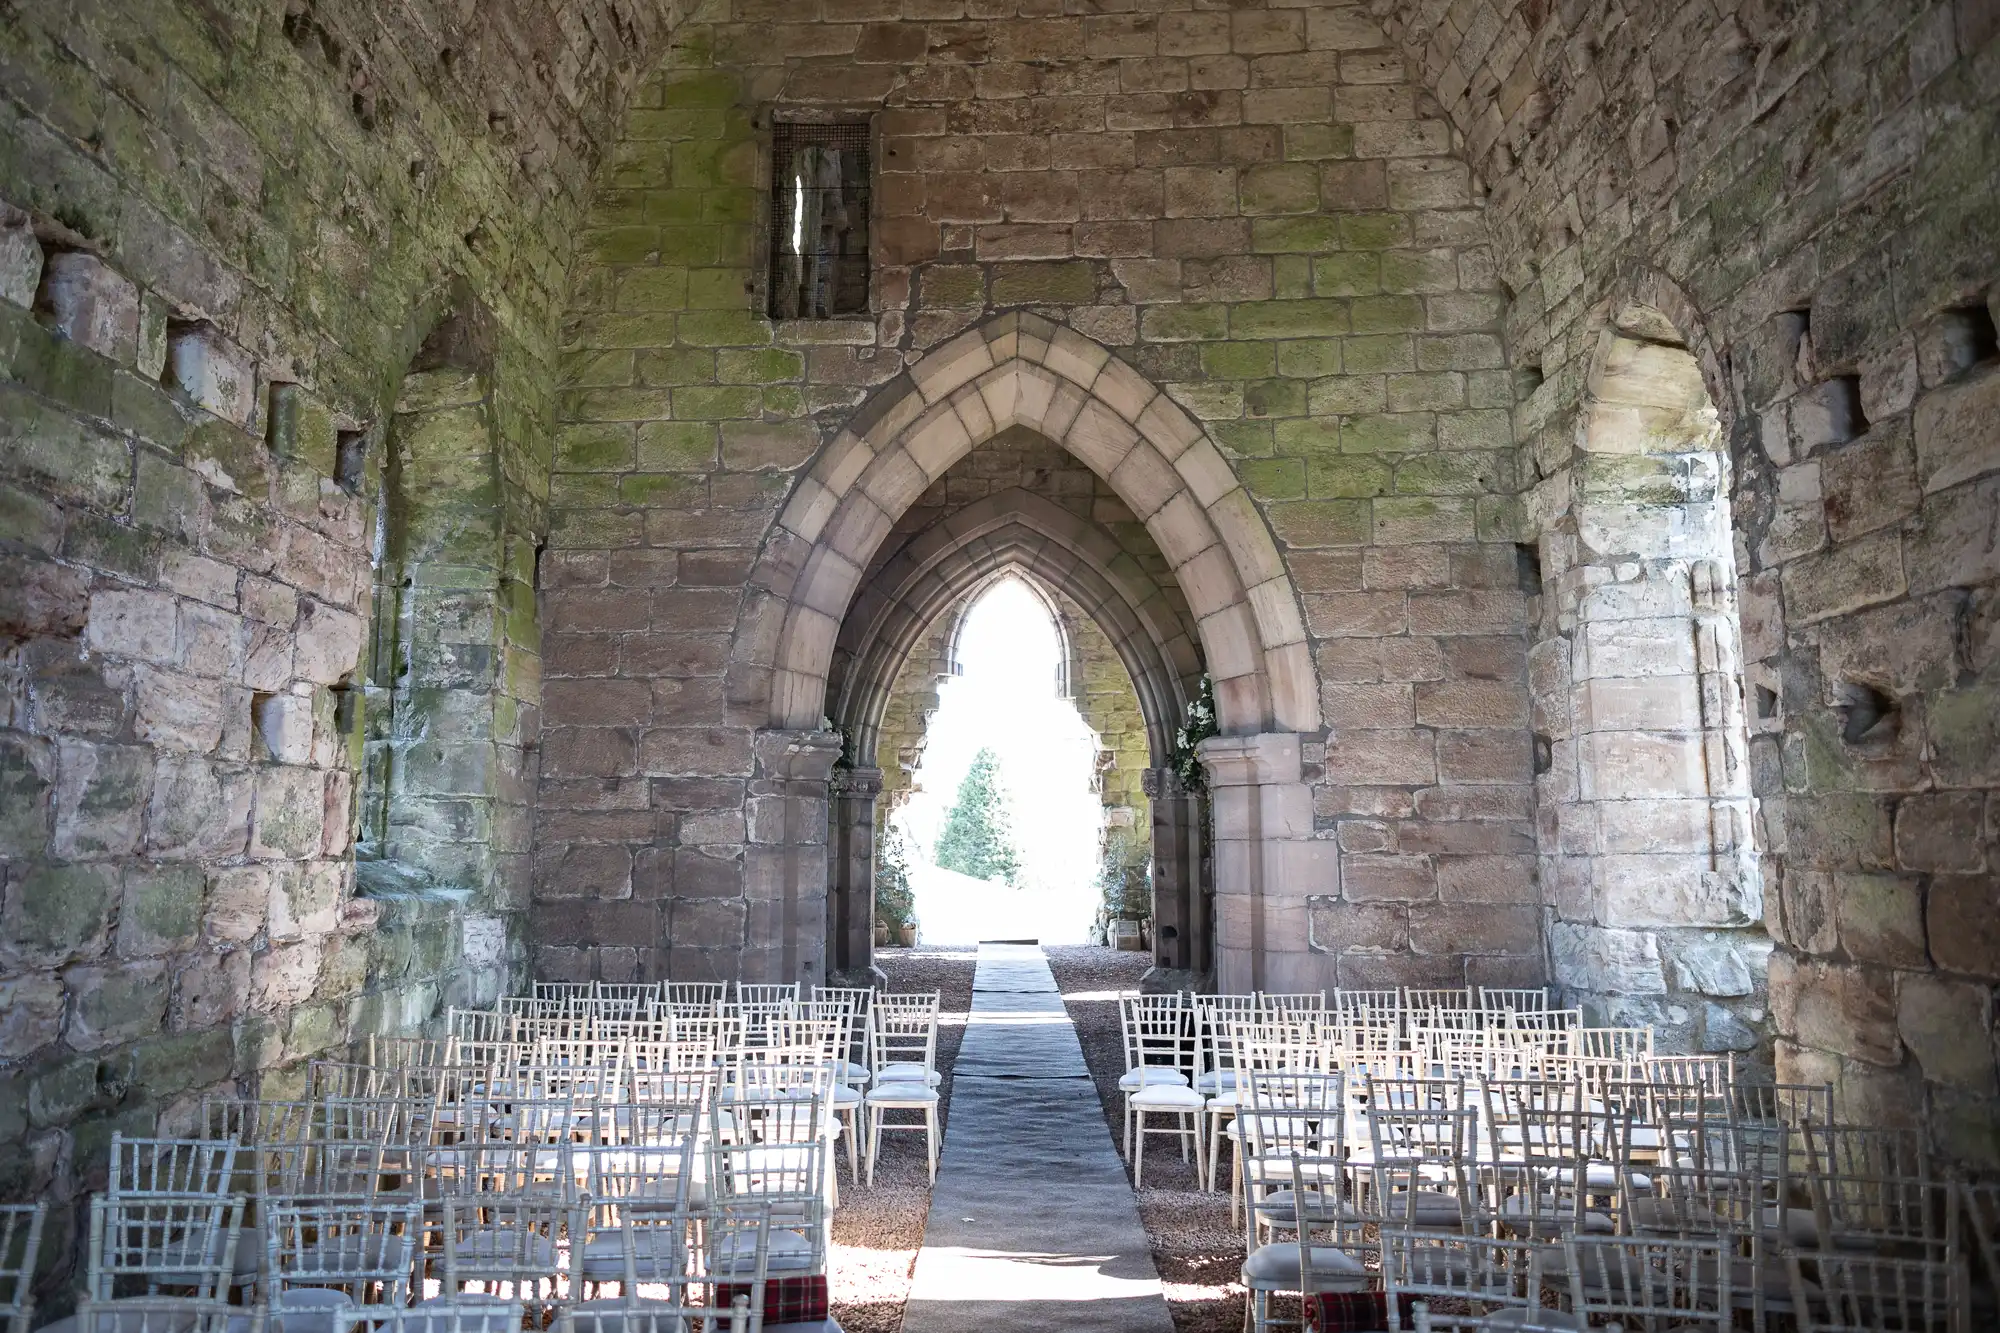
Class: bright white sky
895,578,1104,944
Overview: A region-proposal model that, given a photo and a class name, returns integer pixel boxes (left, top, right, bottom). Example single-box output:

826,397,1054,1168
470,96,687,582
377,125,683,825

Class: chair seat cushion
1254,1187,1350,1224
1242,1243,1369,1288
875,1064,940,1087
450,1228,558,1270
1130,1085,1203,1110
270,1291,358,1333
1197,1071,1238,1095
575,1230,683,1281
287,1233,416,1279
712,1227,819,1275
1118,1068,1189,1092
866,1084,939,1106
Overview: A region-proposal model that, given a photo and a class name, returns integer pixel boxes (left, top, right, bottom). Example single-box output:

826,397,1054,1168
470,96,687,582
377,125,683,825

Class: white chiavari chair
1194,994,1259,1192
264,1198,419,1331
0,1204,45,1333
865,996,941,1186
1381,1229,1547,1331
1118,991,1200,1187
1565,1233,1733,1331
1788,1250,1969,1333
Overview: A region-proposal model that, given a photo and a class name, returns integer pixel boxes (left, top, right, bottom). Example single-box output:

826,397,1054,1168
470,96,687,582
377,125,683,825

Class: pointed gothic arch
730,312,1319,741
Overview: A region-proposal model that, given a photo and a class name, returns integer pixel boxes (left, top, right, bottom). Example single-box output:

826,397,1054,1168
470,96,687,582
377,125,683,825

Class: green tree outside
934,747,1022,884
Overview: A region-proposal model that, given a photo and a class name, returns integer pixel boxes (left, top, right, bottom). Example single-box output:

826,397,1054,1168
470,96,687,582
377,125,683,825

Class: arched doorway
742,313,1322,990
1534,289,1769,1055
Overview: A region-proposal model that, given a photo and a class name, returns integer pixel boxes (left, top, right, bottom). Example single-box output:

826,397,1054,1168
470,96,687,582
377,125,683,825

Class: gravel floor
1046,946,1249,1333
826,947,977,1333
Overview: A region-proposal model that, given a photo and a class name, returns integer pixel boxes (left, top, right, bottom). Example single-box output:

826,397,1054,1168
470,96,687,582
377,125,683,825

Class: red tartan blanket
1304,1290,1419,1332
713,1274,830,1324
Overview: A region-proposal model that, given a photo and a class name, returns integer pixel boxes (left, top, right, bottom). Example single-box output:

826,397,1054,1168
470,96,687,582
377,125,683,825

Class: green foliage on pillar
934,747,1021,885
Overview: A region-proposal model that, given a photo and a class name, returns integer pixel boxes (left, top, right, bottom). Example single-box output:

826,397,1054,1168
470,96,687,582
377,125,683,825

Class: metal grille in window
768,121,871,320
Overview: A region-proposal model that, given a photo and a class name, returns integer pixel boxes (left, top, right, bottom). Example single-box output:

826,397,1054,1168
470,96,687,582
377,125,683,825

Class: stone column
745,730,843,990
1142,767,1199,974
1199,733,1335,994
827,765,884,984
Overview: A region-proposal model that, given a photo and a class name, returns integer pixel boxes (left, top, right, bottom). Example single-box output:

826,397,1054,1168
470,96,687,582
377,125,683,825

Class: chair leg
1133,1109,1145,1189
925,1106,938,1184
846,1109,860,1185
866,1107,880,1188
1179,1111,1190,1163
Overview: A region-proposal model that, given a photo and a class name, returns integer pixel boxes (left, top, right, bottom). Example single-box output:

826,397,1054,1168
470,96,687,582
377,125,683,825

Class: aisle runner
899,944,1175,1333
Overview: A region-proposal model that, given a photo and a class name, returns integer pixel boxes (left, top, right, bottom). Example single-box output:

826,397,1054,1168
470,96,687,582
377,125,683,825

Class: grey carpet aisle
898,943,1176,1333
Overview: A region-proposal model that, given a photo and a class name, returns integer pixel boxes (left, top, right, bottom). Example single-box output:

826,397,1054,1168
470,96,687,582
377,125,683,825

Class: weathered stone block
1913,366,2000,494
146,755,252,860
1550,921,1665,995
250,766,325,860
117,863,203,957
1897,976,1995,1091
40,252,139,362
65,959,171,1051
53,741,152,860
166,324,258,426
0,973,64,1060
0,205,40,307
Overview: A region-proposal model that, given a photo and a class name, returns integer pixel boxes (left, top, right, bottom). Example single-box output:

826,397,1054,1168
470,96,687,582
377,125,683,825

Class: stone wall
539,0,1538,995
1366,0,1999,1158
0,0,682,1292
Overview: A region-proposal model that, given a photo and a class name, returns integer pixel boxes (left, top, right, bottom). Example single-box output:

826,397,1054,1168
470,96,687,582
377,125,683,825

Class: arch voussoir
743,313,1319,737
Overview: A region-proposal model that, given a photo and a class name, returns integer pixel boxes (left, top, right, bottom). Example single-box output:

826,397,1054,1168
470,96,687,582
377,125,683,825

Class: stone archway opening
888,573,1134,948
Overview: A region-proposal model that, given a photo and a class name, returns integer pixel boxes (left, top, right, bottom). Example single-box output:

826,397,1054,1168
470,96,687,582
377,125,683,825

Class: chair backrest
1194,994,1259,1080
1479,987,1550,1014
1333,989,1400,1020
1575,1026,1654,1062
1401,987,1474,1015
591,983,658,1019
664,981,728,1010
438,1193,577,1294
447,1008,515,1044
1789,1251,1968,1333
1257,992,1327,1020
1119,992,1187,1078
584,1132,700,1230
198,1098,313,1149
0,1204,45,1333
1803,1123,1948,1254
430,1140,574,1200
109,1135,241,1198
735,983,800,1006
1380,1230,1543,1331
870,994,940,1076
1569,1234,1731,1330
265,1198,419,1306
533,981,597,1005
88,1194,245,1301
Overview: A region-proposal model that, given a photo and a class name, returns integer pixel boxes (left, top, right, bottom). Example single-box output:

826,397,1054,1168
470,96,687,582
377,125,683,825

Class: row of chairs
1113,990,1998,1331
1,981,953,1333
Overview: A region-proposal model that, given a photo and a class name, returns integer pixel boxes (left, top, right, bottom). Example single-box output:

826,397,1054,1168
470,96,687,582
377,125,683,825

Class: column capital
1141,766,1187,799
753,728,844,782
1197,732,1303,787
829,765,884,797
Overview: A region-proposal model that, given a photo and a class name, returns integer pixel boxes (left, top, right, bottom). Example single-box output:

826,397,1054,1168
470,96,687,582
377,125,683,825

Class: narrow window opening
767,119,872,320
1514,542,1543,594
1836,681,1897,745
1755,685,1780,720
1941,305,1998,375
335,428,368,491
